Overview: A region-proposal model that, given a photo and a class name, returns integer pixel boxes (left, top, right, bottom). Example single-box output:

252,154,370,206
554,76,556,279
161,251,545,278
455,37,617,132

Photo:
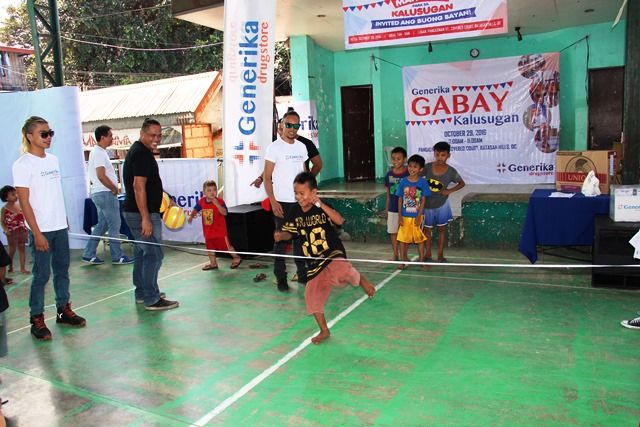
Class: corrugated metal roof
79,71,219,122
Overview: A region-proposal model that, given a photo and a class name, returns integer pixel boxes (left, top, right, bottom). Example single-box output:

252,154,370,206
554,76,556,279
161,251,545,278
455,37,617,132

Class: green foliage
0,3,38,88
0,0,291,92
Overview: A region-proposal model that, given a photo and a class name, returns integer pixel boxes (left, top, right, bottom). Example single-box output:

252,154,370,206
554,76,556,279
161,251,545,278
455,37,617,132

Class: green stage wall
290,21,626,182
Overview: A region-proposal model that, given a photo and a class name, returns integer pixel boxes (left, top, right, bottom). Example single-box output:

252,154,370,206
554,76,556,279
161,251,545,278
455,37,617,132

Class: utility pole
26,0,64,88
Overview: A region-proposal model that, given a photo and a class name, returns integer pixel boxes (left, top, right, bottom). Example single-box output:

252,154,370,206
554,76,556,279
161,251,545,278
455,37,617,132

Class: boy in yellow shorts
395,154,431,269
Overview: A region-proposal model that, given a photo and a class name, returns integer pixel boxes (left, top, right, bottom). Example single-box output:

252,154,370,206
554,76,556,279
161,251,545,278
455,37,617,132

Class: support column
623,0,640,183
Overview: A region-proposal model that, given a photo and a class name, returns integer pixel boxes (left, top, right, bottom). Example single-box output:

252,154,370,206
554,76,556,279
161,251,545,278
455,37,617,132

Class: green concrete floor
0,242,639,426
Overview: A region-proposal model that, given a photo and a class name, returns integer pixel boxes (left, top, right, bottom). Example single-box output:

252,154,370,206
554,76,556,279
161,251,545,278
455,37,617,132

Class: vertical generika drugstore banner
403,53,560,184
223,0,276,206
343,0,507,50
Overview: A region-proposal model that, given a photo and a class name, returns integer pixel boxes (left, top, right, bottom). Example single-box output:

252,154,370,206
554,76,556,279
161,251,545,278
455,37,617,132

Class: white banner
403,53,560,184
343,0,508,50
0,87,88,248
223,0,276,207
157,158,219,243
275,100,319,148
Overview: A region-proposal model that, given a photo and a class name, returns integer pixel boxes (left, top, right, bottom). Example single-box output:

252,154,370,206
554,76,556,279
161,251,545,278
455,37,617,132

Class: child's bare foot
390,254,398,261
360,279,376,298
311,330,330,344
20,269,30,274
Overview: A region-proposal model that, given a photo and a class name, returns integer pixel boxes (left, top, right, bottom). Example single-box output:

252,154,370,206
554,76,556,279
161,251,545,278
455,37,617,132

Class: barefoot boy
421,141,465,263
274,172,375,344
384,147,408,261
396,154,431,269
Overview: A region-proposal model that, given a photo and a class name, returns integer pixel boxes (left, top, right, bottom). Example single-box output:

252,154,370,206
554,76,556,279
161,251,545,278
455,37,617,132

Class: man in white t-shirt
263,110,308,292
82,125,133,265
13,116,86,340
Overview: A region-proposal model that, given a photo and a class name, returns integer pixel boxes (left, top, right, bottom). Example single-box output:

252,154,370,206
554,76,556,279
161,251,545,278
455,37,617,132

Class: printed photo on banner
403,52,560,184
342,0,508,50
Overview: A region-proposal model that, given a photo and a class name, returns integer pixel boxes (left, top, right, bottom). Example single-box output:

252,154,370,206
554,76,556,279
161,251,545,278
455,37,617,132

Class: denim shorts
423,200,454,228
387,212,399,234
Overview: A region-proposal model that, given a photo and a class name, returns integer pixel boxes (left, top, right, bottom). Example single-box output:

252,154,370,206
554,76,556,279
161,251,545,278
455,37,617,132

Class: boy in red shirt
188,180,242,270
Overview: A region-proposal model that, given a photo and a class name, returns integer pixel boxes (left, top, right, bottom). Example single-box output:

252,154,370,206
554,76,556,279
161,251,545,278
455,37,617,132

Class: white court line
8,261,206,335
190,257,411,427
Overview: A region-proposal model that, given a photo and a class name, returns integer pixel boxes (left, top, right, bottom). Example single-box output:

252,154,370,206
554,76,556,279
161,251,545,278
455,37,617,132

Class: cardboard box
610,185,640,222
555,150,616,194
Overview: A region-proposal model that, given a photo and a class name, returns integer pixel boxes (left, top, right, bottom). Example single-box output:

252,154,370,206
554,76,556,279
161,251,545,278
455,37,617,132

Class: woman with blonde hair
11,116,87,340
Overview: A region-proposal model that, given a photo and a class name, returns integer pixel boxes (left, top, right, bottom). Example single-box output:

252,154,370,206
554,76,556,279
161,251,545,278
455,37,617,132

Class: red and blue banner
403,53,560,184
343,0,508,50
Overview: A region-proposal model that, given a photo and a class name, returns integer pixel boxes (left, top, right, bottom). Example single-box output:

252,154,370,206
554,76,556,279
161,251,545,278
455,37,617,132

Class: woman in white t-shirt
12,116,87,341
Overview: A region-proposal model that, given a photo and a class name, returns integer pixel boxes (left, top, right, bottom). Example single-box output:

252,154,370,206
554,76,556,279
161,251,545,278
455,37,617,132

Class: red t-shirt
194,197,228,239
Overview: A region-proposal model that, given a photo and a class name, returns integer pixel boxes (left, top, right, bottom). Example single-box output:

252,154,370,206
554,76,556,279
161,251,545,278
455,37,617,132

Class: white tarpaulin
403,53,560,184
0,87,88,248
157,158,219,243
223,0,276,207
343,0,508,50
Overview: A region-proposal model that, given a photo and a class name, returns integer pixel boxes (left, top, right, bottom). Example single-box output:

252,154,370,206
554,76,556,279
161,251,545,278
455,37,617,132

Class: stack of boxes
555,145,640,222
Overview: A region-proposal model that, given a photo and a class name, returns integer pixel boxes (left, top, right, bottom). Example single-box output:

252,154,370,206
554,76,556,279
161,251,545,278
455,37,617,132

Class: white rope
68,232,640,270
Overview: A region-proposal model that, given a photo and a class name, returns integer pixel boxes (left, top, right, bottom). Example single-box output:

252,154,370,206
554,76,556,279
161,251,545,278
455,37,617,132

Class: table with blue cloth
519,189,610,263
83,195,134,240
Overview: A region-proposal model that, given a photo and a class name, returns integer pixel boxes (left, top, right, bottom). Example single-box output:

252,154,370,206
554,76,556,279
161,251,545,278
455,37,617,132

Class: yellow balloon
163,206,186,230
159,192,171,213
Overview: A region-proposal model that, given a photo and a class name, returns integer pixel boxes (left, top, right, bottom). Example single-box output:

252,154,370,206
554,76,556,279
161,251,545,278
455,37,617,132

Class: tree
0,0,291,93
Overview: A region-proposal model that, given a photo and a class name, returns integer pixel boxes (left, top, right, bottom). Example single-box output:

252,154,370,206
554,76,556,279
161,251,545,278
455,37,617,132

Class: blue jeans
123,212,163,306
29,229,71,316
83,191,124,262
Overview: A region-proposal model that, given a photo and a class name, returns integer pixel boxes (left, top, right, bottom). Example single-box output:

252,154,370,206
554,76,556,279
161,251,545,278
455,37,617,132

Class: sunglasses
37,130,55,138
284,122,301,130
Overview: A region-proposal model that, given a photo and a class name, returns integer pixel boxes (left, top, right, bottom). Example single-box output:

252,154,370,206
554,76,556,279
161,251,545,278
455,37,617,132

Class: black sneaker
30,314,52,340
277,278,290,293
56,303,87,327
145,298,179,311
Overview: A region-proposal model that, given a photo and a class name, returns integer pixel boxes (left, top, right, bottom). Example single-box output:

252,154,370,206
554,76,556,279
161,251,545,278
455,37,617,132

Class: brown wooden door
341,85,375,181
588,67,624,150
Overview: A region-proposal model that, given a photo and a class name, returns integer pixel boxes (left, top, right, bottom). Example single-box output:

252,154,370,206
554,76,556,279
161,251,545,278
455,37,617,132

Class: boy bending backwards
274,172,375,344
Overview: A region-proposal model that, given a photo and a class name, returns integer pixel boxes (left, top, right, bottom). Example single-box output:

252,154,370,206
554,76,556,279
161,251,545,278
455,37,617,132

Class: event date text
443,129,487,137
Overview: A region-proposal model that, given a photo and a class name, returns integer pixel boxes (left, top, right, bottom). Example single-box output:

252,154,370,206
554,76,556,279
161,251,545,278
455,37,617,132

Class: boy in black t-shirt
274,172,375,344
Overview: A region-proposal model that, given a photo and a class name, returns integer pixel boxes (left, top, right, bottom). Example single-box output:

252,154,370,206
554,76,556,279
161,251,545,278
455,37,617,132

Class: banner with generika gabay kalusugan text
403,53,560,184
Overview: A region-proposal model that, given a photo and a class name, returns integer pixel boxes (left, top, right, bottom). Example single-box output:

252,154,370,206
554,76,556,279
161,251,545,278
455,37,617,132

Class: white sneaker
621,316,640,330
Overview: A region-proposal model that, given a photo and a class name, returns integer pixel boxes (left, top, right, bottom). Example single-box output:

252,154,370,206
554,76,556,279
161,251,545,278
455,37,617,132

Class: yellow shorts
397,217,427,243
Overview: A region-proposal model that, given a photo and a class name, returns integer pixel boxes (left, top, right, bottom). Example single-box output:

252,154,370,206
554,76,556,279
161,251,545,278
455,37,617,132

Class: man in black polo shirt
122,118,178,311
